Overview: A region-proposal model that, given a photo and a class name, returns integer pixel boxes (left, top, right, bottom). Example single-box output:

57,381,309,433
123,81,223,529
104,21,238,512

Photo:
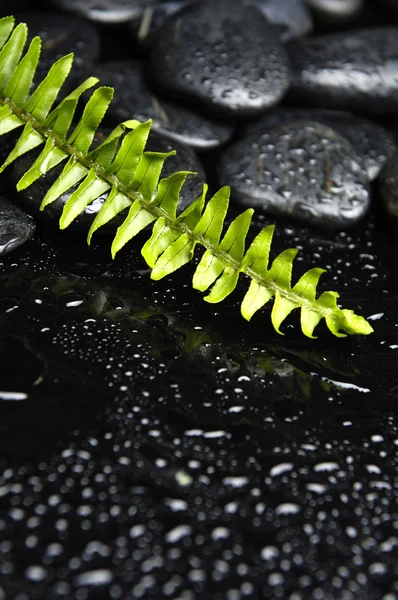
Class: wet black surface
1,210,398,599
1,3,398,600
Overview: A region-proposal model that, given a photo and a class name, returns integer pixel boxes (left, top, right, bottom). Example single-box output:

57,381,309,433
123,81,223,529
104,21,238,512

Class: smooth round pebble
306,0,364,21
288,27,398,115
132,0,312,46
9,130,205,230
219,121,370,229
150,0,291,116
246,108,397,180
0,196,36,256
96,60,234,151
15,12,100,92
50,0,156,23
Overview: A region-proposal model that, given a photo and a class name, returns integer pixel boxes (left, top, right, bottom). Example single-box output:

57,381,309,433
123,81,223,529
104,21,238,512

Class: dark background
0,1,398,599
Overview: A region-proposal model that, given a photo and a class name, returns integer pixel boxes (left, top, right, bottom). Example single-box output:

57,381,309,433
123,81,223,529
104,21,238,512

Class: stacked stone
2,0,398,253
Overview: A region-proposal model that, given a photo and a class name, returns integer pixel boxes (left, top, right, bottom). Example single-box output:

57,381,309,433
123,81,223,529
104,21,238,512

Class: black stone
306,0,364,21
131,0,312,47
14,12,100,92
0,196,35,256
150,0,291,116
219,120,370,228
251,0,312,41
8,129,205,230
246,108,397,180
129,1,195,47
96,60,234,151
288,27,398,115
50,0,156,24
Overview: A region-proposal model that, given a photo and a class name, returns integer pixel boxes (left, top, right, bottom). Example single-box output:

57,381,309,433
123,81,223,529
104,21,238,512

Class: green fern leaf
0,122,43,171
151,233,195,280
0,16,15,48
3,36,41,105
87,186,130,244
41,158,87,209
24,54,74,121
0,16,374,339
0,22,27,90
109,120,152,183
193,186,230,245
60,168,111,228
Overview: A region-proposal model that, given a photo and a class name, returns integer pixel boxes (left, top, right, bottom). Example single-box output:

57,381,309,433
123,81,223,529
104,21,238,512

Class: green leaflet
0,16,374,339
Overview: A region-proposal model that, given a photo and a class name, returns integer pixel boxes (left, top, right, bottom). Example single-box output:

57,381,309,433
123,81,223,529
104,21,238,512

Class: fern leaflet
0,16,373,338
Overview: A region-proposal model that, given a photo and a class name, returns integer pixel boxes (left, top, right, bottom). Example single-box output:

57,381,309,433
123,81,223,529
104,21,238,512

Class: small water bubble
275,503,300,516
25,565,47,582
74,569,113,587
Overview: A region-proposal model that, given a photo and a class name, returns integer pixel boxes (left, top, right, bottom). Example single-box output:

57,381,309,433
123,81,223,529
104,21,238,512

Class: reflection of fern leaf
0,16,373,338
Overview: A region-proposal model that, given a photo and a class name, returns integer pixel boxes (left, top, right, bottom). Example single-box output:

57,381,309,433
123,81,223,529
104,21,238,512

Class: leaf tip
110,239,120,259
150,267,163,281
341,309,374,336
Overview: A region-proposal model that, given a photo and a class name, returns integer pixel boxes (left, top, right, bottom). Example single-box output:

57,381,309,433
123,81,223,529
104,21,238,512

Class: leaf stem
1,94,339,323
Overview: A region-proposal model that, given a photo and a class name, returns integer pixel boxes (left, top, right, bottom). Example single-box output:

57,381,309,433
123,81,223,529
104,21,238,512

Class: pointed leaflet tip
271,293,299,335
300,307,323,339
193,186,230,245
0,23,28,91
341,309,374,336
24,53,75,121
0,17,15,51
151,234,195,280
87,187,131,245
241,281,273,321
3,36,41,106
111,201,156,258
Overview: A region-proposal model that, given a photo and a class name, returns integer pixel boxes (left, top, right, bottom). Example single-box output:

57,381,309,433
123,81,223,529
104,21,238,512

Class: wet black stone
129,1,195,47
131,0,312,46
288,27,398,115
96,60,234,151
219,120,370,228
306,0,364,21
14,12,100,92
247,108,397,180
251,0,312,41
0,196,35,256
50,0,156,23
8,129,205,230
150,0,291,116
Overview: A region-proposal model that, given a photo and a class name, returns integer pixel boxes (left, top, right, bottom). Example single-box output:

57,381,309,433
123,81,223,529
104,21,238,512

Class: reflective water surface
1,210,397,599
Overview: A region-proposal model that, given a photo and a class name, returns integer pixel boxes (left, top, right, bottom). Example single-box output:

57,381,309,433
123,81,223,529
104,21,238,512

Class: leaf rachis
0,16,374,338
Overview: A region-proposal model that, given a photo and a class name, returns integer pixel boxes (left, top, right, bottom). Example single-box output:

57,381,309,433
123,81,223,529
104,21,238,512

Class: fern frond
0,16,373,338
